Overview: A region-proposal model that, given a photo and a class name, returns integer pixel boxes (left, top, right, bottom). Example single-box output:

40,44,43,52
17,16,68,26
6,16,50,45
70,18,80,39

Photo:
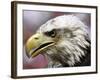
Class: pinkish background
23,10,91,69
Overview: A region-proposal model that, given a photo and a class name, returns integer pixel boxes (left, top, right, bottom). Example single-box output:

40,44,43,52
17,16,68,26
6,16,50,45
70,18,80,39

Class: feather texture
36,15,90,67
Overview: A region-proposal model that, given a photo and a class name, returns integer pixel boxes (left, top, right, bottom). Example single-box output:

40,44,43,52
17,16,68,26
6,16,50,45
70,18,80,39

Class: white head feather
37,15,90,67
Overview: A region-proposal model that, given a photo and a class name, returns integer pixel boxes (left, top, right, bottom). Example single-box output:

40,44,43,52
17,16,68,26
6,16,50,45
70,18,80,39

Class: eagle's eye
44,29,56,38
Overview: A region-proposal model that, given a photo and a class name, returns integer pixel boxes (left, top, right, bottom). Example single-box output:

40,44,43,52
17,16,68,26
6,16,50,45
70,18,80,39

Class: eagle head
25,15,90,67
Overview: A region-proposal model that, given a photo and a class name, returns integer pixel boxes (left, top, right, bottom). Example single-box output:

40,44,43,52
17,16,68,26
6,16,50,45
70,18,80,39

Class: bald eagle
25,15,91,68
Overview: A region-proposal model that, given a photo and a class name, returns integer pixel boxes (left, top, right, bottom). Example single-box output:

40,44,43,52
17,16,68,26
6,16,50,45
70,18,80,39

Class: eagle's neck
46,48,90,68
45,37,90,68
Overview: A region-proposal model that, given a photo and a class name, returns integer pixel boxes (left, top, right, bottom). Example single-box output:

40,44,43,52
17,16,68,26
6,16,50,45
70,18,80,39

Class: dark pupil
44,29,56,37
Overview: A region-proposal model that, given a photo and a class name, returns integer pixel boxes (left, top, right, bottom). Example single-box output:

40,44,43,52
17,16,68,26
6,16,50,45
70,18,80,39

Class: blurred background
23,10,91,69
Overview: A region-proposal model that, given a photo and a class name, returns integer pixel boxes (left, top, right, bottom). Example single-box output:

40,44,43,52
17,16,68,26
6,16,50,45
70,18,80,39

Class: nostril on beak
34,37,39,40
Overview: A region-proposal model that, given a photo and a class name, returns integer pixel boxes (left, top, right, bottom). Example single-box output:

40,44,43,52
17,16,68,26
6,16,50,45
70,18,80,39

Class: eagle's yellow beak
25,33,55,58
